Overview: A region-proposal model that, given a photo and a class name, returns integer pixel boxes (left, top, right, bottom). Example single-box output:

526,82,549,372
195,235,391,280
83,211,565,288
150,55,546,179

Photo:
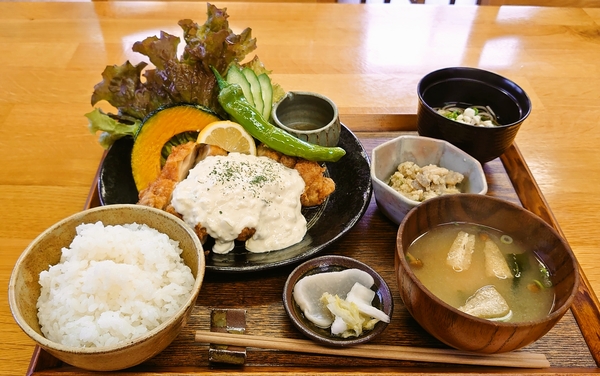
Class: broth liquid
407,223,555,322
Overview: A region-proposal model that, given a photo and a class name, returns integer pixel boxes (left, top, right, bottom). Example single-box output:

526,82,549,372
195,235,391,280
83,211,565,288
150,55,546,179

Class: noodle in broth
434,104,499,127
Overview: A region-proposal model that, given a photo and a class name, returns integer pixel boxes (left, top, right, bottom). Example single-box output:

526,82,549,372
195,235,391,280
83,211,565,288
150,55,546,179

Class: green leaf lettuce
87,3,257,148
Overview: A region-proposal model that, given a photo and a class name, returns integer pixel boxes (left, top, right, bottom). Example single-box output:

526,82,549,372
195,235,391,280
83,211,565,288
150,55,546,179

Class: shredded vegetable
435,104,499,127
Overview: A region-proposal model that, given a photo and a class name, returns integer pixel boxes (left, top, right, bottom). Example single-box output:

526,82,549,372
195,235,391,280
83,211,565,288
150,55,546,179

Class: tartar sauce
171,153,307,254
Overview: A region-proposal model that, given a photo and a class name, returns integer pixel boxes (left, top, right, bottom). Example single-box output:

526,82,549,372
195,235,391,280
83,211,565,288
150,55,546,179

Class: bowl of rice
8,204,205,371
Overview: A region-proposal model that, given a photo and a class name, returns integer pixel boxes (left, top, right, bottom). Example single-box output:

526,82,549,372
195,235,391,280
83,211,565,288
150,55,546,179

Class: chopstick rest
208,309,247,365
195,331,550,369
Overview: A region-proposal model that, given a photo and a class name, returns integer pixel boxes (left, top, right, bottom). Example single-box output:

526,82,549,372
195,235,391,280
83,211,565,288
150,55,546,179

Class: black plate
98,124,372,273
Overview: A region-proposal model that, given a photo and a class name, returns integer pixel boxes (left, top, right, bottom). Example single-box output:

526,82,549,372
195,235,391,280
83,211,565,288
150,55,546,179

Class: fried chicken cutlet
137,142,251,243
138,142,335,250
256,144,335,207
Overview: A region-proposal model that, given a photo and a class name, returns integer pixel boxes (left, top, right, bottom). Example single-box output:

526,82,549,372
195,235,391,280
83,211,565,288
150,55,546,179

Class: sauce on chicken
171,153,307,254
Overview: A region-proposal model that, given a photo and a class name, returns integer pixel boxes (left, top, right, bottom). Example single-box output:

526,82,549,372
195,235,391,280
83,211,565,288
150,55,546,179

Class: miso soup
406,223,555,323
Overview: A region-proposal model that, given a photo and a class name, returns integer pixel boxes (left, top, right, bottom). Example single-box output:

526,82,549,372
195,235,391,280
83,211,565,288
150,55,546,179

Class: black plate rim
98,123,372,273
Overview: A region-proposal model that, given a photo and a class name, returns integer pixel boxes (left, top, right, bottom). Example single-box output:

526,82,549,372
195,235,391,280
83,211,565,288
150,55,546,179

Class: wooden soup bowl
395,194,579,353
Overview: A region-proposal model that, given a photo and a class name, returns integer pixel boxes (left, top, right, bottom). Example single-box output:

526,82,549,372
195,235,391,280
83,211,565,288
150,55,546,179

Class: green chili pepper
211,67,346,163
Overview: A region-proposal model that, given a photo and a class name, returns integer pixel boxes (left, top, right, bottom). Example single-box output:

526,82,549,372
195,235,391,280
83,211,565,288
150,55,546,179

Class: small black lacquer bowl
417,67,531,164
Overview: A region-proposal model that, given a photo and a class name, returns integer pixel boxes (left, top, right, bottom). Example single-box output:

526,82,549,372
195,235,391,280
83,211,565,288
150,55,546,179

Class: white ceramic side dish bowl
371,135,488,225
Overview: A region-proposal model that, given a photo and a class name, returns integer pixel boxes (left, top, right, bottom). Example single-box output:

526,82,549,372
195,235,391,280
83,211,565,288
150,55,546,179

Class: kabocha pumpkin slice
131,104,220,192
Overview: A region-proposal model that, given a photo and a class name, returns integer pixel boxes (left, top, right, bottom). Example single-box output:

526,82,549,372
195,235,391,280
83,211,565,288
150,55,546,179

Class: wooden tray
27,116,600,375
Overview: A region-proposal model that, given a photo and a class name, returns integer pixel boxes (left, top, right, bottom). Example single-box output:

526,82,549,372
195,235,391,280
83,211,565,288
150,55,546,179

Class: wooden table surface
2,2,600,374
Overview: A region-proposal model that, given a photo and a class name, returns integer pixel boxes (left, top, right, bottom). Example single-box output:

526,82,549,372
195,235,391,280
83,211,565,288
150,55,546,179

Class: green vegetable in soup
506,253,553,291
538,263,553,288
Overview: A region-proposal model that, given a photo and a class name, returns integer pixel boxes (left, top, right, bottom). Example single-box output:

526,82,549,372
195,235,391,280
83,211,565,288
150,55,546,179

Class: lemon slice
196,120,256,155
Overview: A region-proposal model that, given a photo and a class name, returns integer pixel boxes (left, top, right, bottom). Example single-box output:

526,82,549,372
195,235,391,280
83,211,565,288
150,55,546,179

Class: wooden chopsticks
195,331,550,368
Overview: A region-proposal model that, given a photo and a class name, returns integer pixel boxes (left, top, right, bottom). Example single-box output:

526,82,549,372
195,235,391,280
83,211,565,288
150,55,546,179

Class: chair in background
478,0,599,5
408,0,479,4
408,0,599,5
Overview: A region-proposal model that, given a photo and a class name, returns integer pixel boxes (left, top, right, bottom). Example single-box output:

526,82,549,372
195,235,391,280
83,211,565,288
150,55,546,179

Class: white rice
36,221,195,348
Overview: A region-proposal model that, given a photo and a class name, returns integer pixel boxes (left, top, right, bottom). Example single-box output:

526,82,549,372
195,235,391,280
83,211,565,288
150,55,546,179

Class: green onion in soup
435,104,499,127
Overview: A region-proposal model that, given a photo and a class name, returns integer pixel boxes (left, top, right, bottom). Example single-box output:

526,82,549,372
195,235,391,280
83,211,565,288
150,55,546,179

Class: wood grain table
2,2,600,374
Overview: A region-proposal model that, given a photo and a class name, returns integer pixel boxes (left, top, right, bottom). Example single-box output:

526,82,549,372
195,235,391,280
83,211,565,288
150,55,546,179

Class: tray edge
29,116,600,373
